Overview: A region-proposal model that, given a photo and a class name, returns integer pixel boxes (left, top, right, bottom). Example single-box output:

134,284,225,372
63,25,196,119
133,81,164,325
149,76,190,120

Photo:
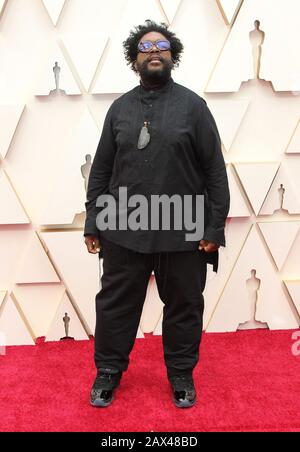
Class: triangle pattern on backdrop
0,104,25,159
61,32,109,92
41,230,100,335
45,290,88,342
0,170,29,224
0,293,35,346
227,164,251,217
14,284,65,339
0,290,6,305
0,0,7,17
39,107,99,225
159,0,182,24
15,232,60,284
286,120,300,154
203,218,253,329
93,0,165,94
208,98,250,151
258,222,300,271
92,34,137,94
216,0,243,25
42,0,66,26
259,162,300,215
234,162,280,215
35,44,81,95
284,280,300,319
207,225,299,332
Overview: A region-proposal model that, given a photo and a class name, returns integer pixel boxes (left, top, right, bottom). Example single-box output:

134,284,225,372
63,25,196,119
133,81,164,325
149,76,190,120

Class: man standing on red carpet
84,20,230,408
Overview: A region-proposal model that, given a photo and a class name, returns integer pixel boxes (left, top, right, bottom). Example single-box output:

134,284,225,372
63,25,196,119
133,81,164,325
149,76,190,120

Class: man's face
134,31,173,82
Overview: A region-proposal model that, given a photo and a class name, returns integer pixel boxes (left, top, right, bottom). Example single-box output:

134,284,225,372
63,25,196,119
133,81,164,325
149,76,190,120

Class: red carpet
0,330,300,432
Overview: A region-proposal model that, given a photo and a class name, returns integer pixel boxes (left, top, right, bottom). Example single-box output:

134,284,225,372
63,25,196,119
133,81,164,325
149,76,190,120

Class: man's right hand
84,235,101,254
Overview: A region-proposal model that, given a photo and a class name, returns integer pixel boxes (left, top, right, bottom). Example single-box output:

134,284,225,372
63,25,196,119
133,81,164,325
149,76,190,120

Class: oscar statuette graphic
81,154,92,192
60,312,74,340
50,61,66,95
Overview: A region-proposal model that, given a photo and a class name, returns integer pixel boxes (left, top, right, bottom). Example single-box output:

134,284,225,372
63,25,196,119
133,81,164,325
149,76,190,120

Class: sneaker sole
168,381,197,408
90,396,114,407
173,397,196,408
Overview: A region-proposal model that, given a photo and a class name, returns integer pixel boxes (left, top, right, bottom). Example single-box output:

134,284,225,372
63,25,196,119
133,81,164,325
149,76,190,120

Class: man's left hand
198,239,219,253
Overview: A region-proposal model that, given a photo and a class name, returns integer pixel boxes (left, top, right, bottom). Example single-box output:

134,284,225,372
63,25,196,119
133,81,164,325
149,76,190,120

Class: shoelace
93,372,116,390
171,374,192,380
170,375,194,391
96,373,112,382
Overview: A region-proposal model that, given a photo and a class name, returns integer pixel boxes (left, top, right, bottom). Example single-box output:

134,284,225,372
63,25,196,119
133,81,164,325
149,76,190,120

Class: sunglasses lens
157,40,170,50
138,41,152,52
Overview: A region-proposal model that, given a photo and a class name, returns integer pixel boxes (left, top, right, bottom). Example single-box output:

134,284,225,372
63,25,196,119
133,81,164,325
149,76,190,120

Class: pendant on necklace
137,121,151,150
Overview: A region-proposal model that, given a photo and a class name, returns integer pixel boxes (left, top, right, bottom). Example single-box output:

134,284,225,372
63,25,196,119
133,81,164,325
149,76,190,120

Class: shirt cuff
202,226,226,247
83,217,99,237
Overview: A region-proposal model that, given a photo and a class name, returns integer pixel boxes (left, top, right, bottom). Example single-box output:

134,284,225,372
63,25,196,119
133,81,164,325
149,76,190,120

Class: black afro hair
123,19,184,73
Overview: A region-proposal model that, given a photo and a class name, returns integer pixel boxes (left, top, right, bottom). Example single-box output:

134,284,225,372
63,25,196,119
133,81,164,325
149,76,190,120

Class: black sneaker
90,369,122,407
168,374,197,408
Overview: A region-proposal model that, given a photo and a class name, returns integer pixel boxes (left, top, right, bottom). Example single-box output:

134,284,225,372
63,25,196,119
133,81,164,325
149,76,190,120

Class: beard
137,57,174,86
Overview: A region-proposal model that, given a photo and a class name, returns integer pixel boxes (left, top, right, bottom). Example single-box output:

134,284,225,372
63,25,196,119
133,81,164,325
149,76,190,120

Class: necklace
137,87,151,150
137,80,174,150
137,120,151,150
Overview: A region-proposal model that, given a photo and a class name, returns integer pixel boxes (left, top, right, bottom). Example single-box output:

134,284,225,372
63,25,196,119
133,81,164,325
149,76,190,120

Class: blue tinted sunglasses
138,39,171,53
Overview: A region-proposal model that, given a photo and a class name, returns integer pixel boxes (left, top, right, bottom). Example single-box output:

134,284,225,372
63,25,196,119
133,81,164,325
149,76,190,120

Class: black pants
94,237,207,378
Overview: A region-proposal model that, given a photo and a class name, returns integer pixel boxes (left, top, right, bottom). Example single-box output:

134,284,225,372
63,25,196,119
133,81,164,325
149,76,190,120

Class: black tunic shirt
83,77,230,272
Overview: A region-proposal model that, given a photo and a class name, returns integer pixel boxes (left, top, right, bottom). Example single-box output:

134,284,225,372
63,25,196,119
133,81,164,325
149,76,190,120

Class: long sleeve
83,103,117,237
196,98,230,247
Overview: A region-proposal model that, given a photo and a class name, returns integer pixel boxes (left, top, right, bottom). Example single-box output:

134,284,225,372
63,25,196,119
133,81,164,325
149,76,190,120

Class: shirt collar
138,76,174,95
